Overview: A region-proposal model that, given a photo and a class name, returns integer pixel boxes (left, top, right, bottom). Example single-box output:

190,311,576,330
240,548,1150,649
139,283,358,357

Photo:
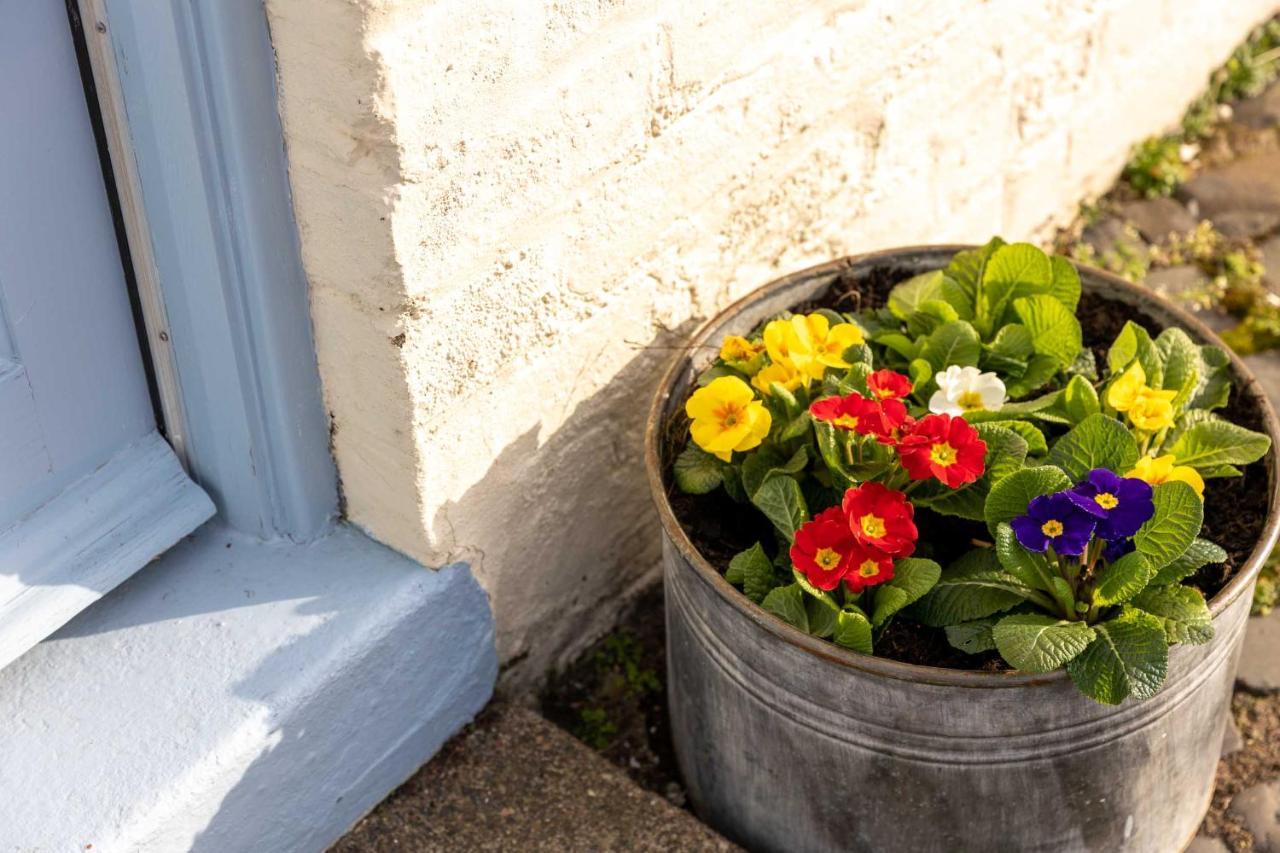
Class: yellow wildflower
1127,387,1176,431
719,335,765,375
1127,454,1205,499
752,361,805,396
1106,362,1146,412
764,314,864,381
813,321,865,371
686,376,772,461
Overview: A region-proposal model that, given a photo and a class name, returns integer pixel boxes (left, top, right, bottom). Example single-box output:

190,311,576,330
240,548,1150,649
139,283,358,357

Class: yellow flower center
1041,519,1064,537
834,414,860,429
930,442,958,467
860,514,887,539
858,559,880,578
956,390,985,411
1094,492,1119,510
874,387,893,399
814,548,842,572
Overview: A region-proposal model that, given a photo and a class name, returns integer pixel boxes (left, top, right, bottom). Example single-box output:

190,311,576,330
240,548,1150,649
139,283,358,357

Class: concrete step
332,704,737,852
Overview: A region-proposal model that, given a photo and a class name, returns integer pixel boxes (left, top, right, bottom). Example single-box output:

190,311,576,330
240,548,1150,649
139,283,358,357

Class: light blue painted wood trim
92,0,338,541
0,430,215,672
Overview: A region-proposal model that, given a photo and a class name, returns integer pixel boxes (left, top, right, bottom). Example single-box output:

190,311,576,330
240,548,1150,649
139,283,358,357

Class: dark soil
663,262,1272,670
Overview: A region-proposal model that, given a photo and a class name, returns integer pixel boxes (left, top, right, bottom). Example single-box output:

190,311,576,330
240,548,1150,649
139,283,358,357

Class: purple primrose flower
1103,537,1135,563
1066,468,1154,541
1011,492,1098,557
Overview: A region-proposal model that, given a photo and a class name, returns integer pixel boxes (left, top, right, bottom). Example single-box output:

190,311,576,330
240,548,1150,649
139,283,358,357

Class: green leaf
874,331,921,362
945,618,999,654
913,564,1035,627
1093,551,1156,606
980,243,1053,332
984,465,1072,534
806,595,839,638
1107,321,1163,386
751,476,810,543
761,584,808,632
792,568,839,610
908,358,932,390
813,421,857,490
1167,418,1271,471
921,321,981,371
995,522,1051,591
906,300,961,339
975,424,1029,483
1062,375,1100,425
1151,538,1227,586
1156,328,1203,409
672,445,724,494
1047,414,1139,483
832,606,873,653
1134,482,1204,571
983,324,1034,375
1015,295,1083,368
1189,346,1231,411
1067,608,1169,704
1132,584,1214,644
742,446,808,499
946,237,1004,307
1048,255,1082,312
728,543,780,603
871,558,942,627
1004,354,1062,399
993,613,1095,673
889,270,948,320
982,420,1048,456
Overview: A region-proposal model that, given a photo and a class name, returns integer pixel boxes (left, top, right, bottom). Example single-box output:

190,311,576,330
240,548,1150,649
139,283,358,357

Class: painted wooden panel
0,363,54,521
0,0,154,522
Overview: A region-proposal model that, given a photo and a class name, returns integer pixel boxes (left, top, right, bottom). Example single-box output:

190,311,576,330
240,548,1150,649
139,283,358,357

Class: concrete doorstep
333,705,737,853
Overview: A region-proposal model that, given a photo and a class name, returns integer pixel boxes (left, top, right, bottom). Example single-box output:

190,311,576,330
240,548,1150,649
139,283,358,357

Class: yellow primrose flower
813,321,865,370
1106,362,1146,412
752,361,806,396
763,318,801,368
1127,454,1205,499
1127,387,1177,432
686,376,772,462
719,335,765,374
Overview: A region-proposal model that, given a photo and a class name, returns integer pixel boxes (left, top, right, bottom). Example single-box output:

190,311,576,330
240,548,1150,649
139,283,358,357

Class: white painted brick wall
266,0,1279,687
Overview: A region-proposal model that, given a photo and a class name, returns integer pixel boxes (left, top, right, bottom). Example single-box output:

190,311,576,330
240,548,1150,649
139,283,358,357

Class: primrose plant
672,238,1271,705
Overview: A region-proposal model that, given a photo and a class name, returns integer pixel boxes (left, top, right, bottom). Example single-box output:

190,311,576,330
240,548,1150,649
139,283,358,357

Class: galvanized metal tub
645,247,1280,853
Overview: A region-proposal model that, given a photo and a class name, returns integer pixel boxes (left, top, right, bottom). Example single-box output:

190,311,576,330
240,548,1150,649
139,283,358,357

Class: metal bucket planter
644,247,1280,853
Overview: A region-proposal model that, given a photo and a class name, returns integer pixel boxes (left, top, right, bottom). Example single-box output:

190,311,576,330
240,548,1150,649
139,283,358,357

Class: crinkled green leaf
1062,375,1100,425
806,594,839,638
913,556,1036,627
1093,551,1156,607
1004,354,1062,399
751,475,810,543
1047,414,1139,483
1107,321,1163,386
976,423,1029,483
672,444,724,494
889,270,949,321
742,446,808,499
1067,608,1169,704
984,465,1072,534
1189,346,1231,411
995,522,1051,591
871,558,942,627
945,618,999,654
993,613,1094,673
728,543,780,603
761,583,809,632
1132,584,1214,645
981,420,1048,456
1015,294,1083,368
792,568,839,610
832,605,873,654
1048,255,1082,312
980,243,1053,333
1168,417,1271,471
1134,482,1204,571
1155,327,1202,409
921,320,981,371
1151,538,1227,586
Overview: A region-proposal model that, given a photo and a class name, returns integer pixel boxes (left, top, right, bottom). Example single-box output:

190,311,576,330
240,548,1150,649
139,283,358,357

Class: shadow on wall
429,316,706,691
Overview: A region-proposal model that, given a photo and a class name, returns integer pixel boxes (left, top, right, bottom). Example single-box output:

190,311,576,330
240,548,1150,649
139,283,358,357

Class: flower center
858,559,879,578
859,514,887,539
1041,519,1064,537
834,414,860,430
930,442,958,466
956,390,985,411
1094,492,1119,510
814,548,842,572
874,387,893,399
716,403,743,428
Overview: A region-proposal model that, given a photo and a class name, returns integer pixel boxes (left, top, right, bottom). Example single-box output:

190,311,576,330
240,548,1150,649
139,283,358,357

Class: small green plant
1123,137,1187,199
1070,227,1150,284
593,631,660,698
576,707,618,750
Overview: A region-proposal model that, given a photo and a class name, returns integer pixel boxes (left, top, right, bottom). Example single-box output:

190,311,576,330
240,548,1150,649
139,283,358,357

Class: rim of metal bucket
644,244,1280,689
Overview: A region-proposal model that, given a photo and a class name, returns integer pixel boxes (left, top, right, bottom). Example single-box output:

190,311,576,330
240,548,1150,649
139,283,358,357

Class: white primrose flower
928,365,1006,416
